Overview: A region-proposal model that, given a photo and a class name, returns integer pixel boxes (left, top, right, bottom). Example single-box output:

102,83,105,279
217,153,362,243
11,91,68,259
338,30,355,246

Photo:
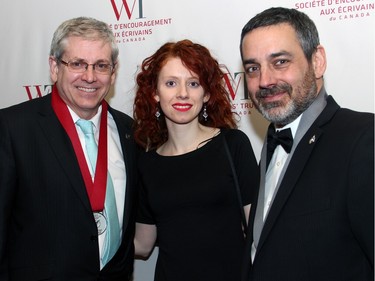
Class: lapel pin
309,135,316,144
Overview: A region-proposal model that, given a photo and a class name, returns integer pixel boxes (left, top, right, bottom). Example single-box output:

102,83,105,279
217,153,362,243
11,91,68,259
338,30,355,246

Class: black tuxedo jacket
242,96,374,281
0,94,138,281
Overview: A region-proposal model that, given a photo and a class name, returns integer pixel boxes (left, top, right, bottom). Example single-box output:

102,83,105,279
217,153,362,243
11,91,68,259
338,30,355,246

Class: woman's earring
155,109,161,119
155,105,161,120
202,104,208,121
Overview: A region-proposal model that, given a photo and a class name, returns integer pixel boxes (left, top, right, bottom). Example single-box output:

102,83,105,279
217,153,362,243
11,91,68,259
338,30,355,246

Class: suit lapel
256,94,340,254
36,95,92,211
257,127,323,251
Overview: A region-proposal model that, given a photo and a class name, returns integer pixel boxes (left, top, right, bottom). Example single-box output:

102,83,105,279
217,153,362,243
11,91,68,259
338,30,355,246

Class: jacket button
90,235,98,242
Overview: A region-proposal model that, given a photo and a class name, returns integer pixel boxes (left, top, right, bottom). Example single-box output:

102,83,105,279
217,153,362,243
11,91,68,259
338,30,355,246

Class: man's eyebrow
242,51,293,65
242,58,257,65
269,51,293,58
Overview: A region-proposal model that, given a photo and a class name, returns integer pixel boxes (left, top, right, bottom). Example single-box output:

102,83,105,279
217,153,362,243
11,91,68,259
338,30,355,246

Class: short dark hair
240,7,320,61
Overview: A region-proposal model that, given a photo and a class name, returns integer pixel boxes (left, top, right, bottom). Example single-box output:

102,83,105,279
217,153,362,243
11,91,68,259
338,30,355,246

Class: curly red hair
133,39,237,150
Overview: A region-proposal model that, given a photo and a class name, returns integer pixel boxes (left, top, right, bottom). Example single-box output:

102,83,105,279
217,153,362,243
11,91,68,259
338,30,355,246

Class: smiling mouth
173,104,192,111
261,91,286,102
77,87,97,93
257,84,292,100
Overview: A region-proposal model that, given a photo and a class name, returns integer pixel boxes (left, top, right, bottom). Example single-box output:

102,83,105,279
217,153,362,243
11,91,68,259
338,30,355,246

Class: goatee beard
253,66,317,127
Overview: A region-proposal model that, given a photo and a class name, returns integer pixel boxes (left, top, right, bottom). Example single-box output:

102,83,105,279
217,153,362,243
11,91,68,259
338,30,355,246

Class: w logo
220,65,249,101
110,0,145,21
23,85,53,100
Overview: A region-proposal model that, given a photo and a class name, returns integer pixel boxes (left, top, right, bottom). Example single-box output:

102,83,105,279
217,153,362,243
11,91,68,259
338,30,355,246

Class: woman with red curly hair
133,39,259,281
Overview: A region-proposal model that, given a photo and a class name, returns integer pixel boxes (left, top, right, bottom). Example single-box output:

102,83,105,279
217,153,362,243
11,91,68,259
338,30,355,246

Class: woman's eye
189,81,200,88
166,81,176,87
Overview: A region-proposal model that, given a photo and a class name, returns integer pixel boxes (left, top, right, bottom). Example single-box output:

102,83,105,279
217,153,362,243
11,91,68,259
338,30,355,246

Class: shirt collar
69,105,102,132
275,114,301,139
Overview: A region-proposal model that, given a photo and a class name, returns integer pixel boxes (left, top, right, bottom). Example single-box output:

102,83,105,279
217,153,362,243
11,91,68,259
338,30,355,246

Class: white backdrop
1,0,374,280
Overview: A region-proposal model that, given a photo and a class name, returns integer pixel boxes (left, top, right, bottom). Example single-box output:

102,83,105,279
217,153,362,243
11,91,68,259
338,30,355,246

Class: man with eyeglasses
0,17,138,280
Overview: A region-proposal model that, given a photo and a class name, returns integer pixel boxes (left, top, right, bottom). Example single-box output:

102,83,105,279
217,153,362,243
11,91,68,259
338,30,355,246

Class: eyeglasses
59,59,114,75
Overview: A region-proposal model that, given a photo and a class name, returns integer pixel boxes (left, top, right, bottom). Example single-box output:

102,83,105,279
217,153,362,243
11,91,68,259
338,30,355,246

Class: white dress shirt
71,105,126,268
263,116,301,220
251,116,301,262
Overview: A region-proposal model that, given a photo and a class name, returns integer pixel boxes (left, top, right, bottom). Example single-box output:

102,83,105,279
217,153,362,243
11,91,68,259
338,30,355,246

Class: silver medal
93,212,107,235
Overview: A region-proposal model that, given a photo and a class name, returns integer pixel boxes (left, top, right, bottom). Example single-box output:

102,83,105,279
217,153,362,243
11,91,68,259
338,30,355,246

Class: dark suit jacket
242,96,374,281
0,94,138,281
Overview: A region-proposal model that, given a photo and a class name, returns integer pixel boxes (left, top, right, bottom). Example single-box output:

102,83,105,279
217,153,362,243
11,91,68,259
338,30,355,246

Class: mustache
256,84,292,98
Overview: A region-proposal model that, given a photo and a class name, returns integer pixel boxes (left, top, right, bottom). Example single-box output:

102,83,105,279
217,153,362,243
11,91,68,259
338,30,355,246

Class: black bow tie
266,125,293,168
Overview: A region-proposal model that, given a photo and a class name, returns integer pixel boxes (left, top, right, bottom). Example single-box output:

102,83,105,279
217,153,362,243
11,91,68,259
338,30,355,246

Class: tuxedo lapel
252,142,267,250
255,94,340,254
36,95,93,212
257,127,322,251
